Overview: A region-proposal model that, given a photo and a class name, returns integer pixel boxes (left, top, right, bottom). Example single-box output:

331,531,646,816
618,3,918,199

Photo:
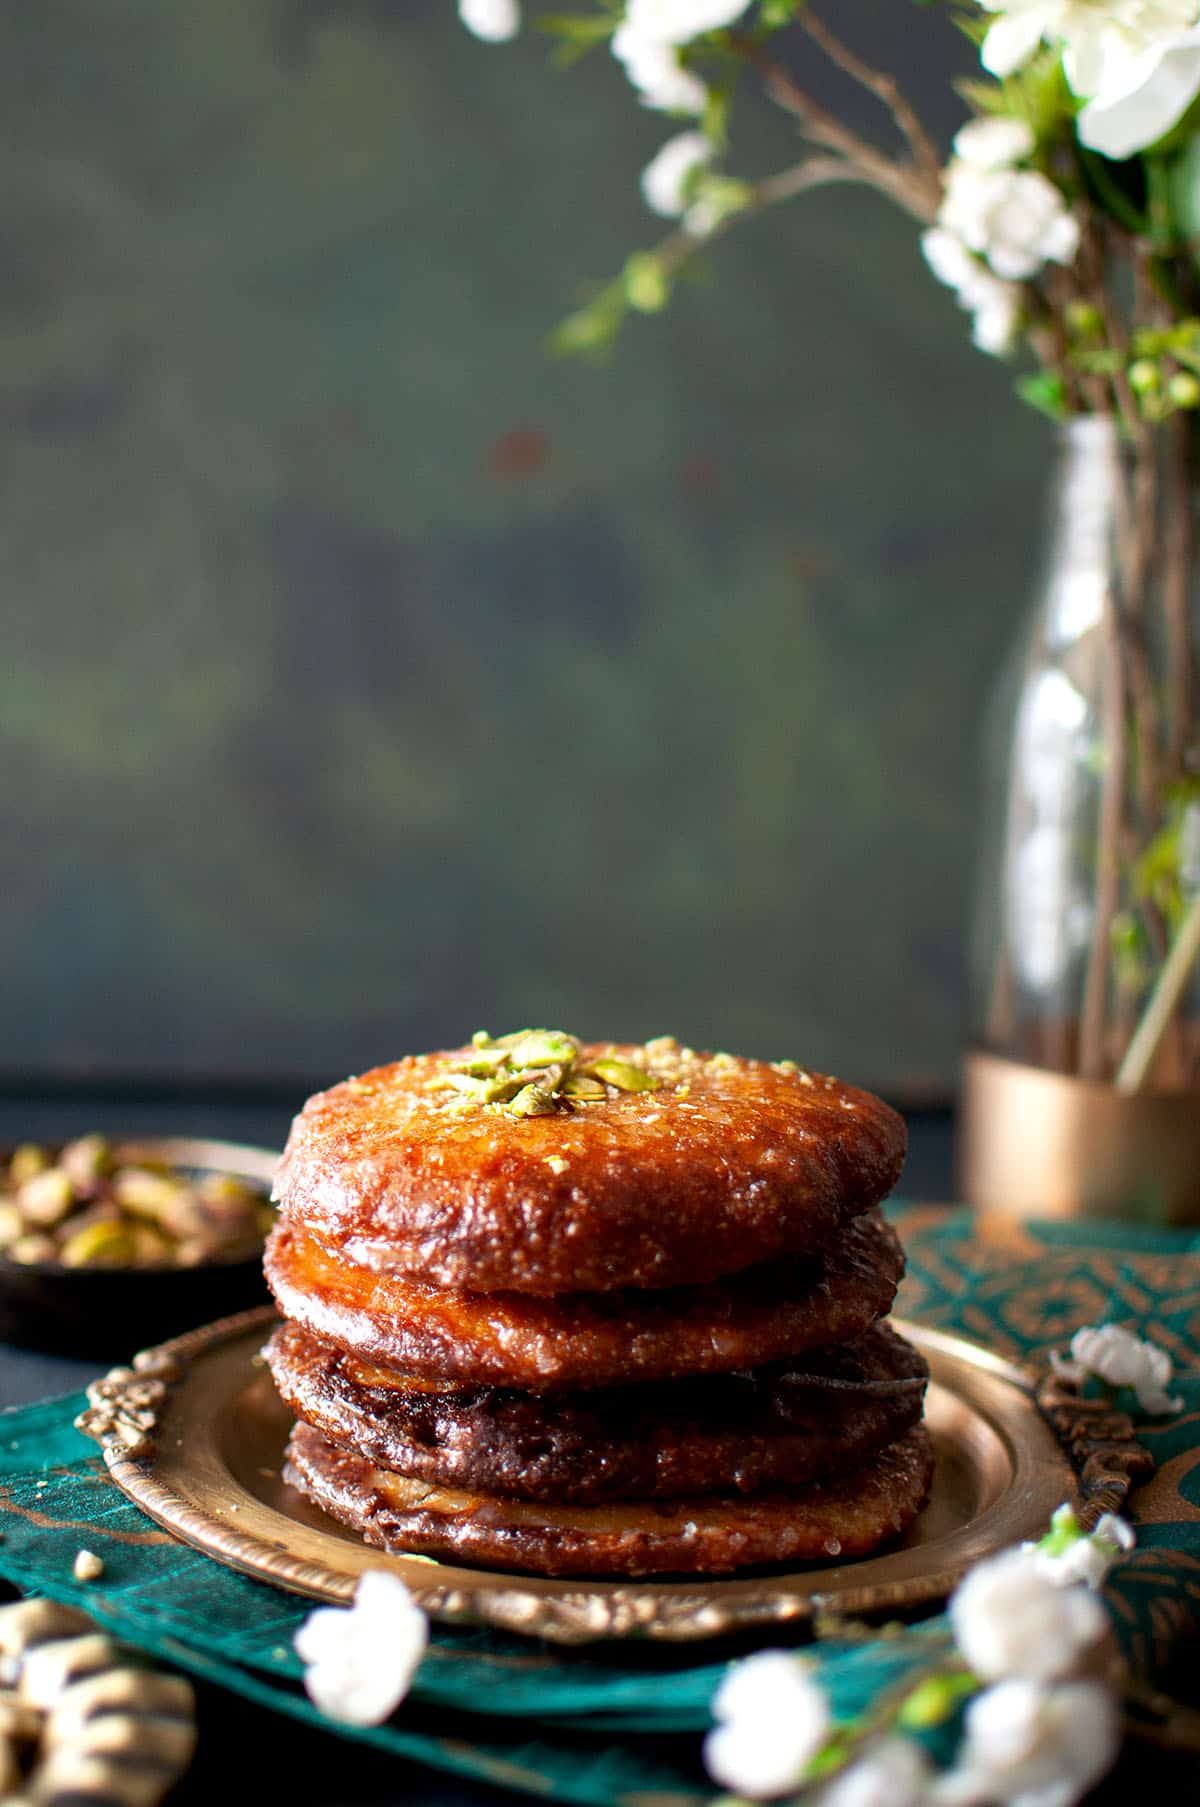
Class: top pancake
274,1034,906,1294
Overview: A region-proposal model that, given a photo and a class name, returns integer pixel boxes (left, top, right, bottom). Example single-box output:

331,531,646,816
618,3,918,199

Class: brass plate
80,1309,1074,1645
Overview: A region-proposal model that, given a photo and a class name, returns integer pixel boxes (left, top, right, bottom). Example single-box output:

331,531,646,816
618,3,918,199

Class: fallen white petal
295,1571,428,1727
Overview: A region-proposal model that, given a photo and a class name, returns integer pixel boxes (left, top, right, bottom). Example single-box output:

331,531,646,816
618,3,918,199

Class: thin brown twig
652,155,923,283
1039,267,1087,415
1080,596,1129,1080
797,9,944,200
1079,223,1163,825
728,33,939,224
1164,411,1196,778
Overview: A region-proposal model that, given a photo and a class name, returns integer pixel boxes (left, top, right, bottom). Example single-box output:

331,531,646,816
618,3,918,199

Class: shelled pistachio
431,1029,662,1117
0,1139,273,1272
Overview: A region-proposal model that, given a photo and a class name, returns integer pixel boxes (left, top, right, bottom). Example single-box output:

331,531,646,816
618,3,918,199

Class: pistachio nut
59,1222,140,1269
129,1225,174,1266
561,1073,607,1101
18,1168,76,1227
112,1169,182,1219
0,1202,23,1248
588,1058,659,1093
59,1135,113,1193
508,1082,559,1117
8,1234,58,1264
506,1031,580,1070
9,1144,48,1186
197,1174,258,1226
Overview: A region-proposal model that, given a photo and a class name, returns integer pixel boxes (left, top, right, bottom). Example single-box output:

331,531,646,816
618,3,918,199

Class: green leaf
1016,370,1070,421
1168,132,1200,262
536,12,617,67
703,77,737,151
549,276,629,358
624,251,672,313
957,47,1073,138
1145,156,1178,251
757,0,802,28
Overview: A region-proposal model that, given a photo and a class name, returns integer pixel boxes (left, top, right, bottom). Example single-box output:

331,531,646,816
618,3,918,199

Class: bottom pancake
266,1320,929,1503
283,1420,935,1578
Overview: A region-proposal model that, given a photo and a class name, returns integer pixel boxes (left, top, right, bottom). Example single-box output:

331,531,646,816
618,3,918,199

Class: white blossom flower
294,1570,428,1726
977,0,1198,99
815,1737,933,1807
948,1547,1109,1682
1079,27,1200,157
952,115,1036,169
613,22,708,113
623,0,754,48
971,287,1024,354
641,130,713,216
458,0,520,42
1053,1322,1183,1414
921,226,1024,357
939,161,1080,280
1029,1512,1136,1589
938,1679,1118,1807
704,1650,830,1799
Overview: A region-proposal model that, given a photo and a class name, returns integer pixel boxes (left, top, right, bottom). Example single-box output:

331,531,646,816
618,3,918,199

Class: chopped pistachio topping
562,1073,607,1101
432,1029,660,1117
588,1057,659,1093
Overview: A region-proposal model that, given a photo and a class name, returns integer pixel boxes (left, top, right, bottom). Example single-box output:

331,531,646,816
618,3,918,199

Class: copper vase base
960,1051,1200,1226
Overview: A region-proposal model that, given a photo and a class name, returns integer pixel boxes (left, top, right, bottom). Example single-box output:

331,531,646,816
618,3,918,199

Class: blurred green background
1,0,1052,1096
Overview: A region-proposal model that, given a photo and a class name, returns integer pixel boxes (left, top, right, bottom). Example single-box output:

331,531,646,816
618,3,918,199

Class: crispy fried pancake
265,1321,928,1504
263,1210,904,1392
283,1421,934,1577
273,1040,906,1294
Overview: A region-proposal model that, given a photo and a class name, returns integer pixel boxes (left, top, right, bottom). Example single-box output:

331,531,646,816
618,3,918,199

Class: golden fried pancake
263,1210,904,1392
265,1320,928,1504
273,1039,906,1294
283,1421,935,1577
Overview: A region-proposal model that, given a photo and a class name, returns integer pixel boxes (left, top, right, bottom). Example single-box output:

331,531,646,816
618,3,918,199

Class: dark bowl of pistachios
0,1136,279,1358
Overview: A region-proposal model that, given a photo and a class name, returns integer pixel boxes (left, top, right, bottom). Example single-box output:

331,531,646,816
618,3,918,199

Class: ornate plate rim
78,1307,1078,1645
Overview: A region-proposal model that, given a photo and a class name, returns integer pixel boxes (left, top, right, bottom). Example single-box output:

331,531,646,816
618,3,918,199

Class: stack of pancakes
264,1033,933,1577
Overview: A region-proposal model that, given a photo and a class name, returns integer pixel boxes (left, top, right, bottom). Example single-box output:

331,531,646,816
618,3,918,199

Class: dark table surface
0,1094,1186,1803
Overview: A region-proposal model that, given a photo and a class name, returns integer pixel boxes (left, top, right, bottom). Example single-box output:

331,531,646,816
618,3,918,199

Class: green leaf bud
624,254,671,314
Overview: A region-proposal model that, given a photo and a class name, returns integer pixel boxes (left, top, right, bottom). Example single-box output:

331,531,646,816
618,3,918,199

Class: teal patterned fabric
0,1207,1196,1803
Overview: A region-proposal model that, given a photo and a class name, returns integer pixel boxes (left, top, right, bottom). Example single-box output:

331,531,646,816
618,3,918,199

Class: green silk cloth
0,1206,1197,1805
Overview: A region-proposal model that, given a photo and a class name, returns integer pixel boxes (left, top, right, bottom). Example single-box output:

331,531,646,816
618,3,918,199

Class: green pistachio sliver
508,1082,559,1117
562,1073,607,1101
587,1058,660,1093
433,1071,533,1106
460,1049,513,1077
429,1072,497,1097
506,1031,580,1070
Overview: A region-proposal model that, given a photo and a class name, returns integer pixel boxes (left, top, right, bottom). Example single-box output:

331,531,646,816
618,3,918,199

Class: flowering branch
464,0,1200,1088
728,31,940,223
553,154,893,354
704,1501,1135,1804
794,9,944,201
